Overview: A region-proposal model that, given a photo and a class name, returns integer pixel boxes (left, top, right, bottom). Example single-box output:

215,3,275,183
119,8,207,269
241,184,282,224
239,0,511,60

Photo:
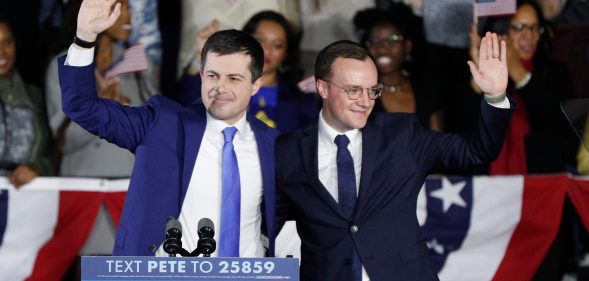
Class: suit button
350,225,359,233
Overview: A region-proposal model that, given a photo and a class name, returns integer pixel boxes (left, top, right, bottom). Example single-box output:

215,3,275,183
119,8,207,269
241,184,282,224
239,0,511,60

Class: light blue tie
219,127,240,257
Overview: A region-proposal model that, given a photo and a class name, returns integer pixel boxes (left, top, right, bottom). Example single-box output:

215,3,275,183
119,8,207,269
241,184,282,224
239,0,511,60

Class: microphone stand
164,239,213,257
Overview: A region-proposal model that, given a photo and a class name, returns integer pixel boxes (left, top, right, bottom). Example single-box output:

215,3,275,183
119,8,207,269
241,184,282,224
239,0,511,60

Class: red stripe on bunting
492,175,568,281
566,178,589,233
26,192,103,281
104,192,126,229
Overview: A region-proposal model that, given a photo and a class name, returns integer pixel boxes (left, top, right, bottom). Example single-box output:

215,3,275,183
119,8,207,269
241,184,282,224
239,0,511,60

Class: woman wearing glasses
469,0,575,174
353,5,443,131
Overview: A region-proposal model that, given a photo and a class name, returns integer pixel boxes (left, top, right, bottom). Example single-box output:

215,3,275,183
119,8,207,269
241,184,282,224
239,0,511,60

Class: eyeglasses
321,79,383,100
509,23,544,35
365,34,404,47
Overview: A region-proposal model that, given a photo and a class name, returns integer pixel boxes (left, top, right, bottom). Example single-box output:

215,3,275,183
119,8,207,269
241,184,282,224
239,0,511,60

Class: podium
82,256,299,280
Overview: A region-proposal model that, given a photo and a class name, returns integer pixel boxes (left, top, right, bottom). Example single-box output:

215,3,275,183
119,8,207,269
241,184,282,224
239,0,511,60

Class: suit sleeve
57,55,157,152
274,136,296,233
410,99,514,172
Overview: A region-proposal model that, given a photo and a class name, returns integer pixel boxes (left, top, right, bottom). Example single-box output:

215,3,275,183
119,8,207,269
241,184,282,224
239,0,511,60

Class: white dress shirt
176,113,264,257
317,111,362,199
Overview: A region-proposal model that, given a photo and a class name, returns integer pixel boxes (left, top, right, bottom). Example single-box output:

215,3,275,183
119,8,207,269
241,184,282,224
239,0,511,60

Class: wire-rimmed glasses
321,79,383,100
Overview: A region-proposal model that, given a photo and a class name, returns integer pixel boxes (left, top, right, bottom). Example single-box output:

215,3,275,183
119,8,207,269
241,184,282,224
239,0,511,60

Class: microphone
163,217,184,257
197,218,216,257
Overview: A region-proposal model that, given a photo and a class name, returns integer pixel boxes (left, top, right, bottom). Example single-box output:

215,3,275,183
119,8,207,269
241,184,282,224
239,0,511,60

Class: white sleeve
487,98,510,109
64,44,95,66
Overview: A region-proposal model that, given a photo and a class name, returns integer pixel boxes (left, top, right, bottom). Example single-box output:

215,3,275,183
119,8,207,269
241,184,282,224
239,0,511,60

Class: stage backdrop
1,175,589,281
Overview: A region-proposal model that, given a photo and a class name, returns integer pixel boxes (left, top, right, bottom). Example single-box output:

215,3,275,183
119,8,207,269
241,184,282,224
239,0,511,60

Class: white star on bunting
430,178,467,213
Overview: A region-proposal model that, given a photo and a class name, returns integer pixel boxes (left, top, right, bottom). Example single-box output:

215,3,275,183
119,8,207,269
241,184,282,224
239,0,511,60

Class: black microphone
195,218,216,257
163,217,183,257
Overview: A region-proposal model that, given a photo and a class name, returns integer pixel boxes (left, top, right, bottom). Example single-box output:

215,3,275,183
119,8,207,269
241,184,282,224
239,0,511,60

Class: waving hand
467,32,508,97
76,0,122,42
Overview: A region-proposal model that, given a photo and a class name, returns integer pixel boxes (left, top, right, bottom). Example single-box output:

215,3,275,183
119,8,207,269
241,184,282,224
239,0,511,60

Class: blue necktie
219,127,240,257
334,134,361,281
335,134,357,217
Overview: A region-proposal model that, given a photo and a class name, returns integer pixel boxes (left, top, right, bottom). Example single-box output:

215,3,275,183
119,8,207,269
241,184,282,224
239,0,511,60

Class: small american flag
106,44,149,79
474,0,516,18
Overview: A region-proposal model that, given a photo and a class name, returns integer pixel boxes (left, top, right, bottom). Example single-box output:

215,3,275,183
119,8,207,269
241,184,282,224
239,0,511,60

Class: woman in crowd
0,20,52,187
180,11,319,135
45,0,156,178
469,0,575,174
354,5,443,131
242,11,319,133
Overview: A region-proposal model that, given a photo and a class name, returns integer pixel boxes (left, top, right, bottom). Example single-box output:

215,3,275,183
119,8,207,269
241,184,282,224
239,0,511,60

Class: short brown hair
314,40,372,81
201,29,264,82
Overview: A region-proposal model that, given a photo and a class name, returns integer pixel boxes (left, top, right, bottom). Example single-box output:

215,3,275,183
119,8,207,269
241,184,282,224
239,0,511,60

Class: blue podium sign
81,256,299,281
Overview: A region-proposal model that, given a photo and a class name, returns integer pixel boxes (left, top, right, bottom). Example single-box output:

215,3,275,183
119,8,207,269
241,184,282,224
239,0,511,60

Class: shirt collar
205,111,249,142
318,109,360,148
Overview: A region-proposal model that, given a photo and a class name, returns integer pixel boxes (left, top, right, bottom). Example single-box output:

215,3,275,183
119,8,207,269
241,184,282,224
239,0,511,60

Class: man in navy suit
58,0,278,257
276,34,513,280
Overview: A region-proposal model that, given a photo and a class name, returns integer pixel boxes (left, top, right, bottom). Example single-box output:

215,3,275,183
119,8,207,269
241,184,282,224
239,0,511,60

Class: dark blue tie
219,127,240,257
335,134,357,217
334,134,362,281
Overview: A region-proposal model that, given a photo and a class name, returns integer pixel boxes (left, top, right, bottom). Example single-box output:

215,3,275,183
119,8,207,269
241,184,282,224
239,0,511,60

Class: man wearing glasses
276,36,513,280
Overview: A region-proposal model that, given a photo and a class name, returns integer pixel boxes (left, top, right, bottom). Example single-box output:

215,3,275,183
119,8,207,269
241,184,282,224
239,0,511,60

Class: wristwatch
483,92,507,104
73,36,96,48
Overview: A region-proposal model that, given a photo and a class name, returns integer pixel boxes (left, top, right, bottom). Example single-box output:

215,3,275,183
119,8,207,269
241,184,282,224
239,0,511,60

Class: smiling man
58,0,278,257
276,37,514,280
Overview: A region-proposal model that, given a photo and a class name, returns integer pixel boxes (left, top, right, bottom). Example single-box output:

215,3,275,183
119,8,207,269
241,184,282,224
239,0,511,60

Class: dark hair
0,19,12,33
201,29,264,82
314,40,372,81
353,4,417,45
242,10,303,84
483,1,546,33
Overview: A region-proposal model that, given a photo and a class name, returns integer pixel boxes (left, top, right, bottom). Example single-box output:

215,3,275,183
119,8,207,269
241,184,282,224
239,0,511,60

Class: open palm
467,32,508,96
77,0,122,42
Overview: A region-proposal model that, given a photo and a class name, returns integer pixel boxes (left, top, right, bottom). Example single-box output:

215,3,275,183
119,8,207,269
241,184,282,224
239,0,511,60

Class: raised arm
58,0,160,152
411,33,513,172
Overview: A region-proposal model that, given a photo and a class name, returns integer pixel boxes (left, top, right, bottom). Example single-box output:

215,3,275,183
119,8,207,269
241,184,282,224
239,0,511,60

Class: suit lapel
179,104,207,203
301,126,349,220
355,121,379,218
248,114,277,253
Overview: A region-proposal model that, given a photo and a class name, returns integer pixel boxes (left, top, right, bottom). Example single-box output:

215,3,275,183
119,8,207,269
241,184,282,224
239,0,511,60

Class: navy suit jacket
58,56,279,256
276,100,514,281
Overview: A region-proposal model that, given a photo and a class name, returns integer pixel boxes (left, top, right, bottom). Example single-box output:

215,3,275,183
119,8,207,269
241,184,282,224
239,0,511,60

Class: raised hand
196,20,220,58
188,20,220,74
467,32,508,96
77,0,122,42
